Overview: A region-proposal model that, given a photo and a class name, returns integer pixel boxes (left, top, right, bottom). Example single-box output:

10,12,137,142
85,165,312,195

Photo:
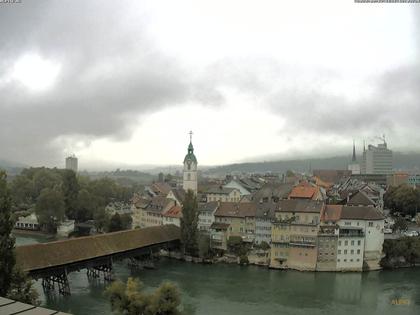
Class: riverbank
12,228,54,237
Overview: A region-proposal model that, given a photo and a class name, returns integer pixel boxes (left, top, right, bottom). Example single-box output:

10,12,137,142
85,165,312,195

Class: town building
251,183,293,203
206,187,241,203
166,188,186,206
255,202,276,244
270,200,324,271
288,181,326,201
183,131,198,194
223,179,251,196
65,154,78,173
210,202,257,249
14,213,39,231
336,206,384,271
162,205,182,227
316,205,340,271
133,196,175,228
361,141,393,175
198,201,219,231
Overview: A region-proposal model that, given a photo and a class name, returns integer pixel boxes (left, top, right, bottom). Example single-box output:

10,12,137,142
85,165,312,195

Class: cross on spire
189,130,193,143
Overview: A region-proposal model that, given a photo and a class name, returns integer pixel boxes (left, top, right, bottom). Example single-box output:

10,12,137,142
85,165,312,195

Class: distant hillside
0,159,25,177
205,152,420,175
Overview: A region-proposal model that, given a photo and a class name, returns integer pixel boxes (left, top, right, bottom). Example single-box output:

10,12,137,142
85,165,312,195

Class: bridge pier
42,271,71,296
87,262,113,281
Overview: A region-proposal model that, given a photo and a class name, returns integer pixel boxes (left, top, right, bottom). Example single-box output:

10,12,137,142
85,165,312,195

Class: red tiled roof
288,183,318,199
163,205,182,218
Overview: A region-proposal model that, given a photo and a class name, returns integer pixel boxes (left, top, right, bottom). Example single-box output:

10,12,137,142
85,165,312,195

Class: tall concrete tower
183,131,198,194
65,154,78,173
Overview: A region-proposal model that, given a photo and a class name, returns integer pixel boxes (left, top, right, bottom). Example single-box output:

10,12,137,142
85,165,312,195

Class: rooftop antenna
189,130,193,143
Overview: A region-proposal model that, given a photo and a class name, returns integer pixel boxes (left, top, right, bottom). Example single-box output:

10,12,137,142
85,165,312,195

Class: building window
357,249,360,254
338,250,341,254
357,240,361,246
345,241,348,246
368,222,373,227
351,240,354,246
338,241,342,246
344,250,347,254
351,250,354,254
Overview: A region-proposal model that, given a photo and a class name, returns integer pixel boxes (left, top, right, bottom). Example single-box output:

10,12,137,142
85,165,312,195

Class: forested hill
205,152,420,175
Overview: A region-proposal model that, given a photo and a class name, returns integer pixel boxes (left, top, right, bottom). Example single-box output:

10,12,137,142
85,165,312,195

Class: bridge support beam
42,271,71,296
87,261,113,281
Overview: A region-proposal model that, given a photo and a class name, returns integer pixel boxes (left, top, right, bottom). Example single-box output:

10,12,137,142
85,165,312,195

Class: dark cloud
0,0,222,165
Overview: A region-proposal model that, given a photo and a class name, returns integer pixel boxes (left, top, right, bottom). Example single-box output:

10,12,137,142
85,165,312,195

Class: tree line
9,167,134,233
384,184,420,217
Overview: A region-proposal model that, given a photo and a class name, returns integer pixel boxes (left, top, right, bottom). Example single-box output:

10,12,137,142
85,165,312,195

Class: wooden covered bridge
16,225,180,295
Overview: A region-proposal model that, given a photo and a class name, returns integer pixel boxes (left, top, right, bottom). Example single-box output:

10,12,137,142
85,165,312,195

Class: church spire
352,140,356,162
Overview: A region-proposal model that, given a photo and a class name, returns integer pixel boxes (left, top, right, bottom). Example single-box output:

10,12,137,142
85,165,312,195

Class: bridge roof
16,225,180,273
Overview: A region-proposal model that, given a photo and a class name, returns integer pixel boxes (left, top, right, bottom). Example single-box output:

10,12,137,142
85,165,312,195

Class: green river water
15,234,420,315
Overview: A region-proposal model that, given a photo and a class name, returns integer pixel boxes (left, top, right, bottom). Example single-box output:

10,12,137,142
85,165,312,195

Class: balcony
339,228,364,238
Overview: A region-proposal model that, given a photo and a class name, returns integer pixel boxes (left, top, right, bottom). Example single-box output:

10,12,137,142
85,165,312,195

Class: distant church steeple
183,131,198,194
352,140,356,162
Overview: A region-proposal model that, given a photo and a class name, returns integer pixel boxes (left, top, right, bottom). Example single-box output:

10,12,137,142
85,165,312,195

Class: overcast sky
0,1,419,169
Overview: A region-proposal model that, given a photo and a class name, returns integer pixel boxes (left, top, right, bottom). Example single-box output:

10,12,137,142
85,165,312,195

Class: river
15,234,420,315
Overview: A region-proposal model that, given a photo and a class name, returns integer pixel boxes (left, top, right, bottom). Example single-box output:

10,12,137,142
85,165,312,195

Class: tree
0,171,15,296
198,233,211,259
75,189,96,222
61,170,79,220
0,171,38,303
392,217,408,232
106,277,181,315
35,188,65,233
10,175,35,206
384,184,420,216
108,213,123,232
180,190,199,256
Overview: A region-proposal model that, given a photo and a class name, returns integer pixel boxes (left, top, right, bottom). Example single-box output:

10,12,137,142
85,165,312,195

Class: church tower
183,131,198,194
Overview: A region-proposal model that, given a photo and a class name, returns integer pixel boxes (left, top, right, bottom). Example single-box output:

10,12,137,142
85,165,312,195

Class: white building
223,179,251,196
57,219,75,237
255,203,276,244
336,206,384,271
65,154,78,173
15,213,39,230
361,141,393,175
183,132,198,194
198,202,219,231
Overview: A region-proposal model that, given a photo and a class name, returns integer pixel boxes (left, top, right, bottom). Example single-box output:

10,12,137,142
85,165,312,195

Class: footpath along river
15,234,420,315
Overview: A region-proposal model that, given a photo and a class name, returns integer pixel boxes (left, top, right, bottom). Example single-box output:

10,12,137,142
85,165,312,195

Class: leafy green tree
32,168,62,197
0,171,38,304
106,277,181,315
10,175,35,206
392,217,408,232
227,236,250,260
93,207,110,233
384,184,420,216
75,189,96,222
108,213,123,232
180,190,199,256
0,171,14,296
35,188,65,233
198,233,211,259
61,170,79,220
